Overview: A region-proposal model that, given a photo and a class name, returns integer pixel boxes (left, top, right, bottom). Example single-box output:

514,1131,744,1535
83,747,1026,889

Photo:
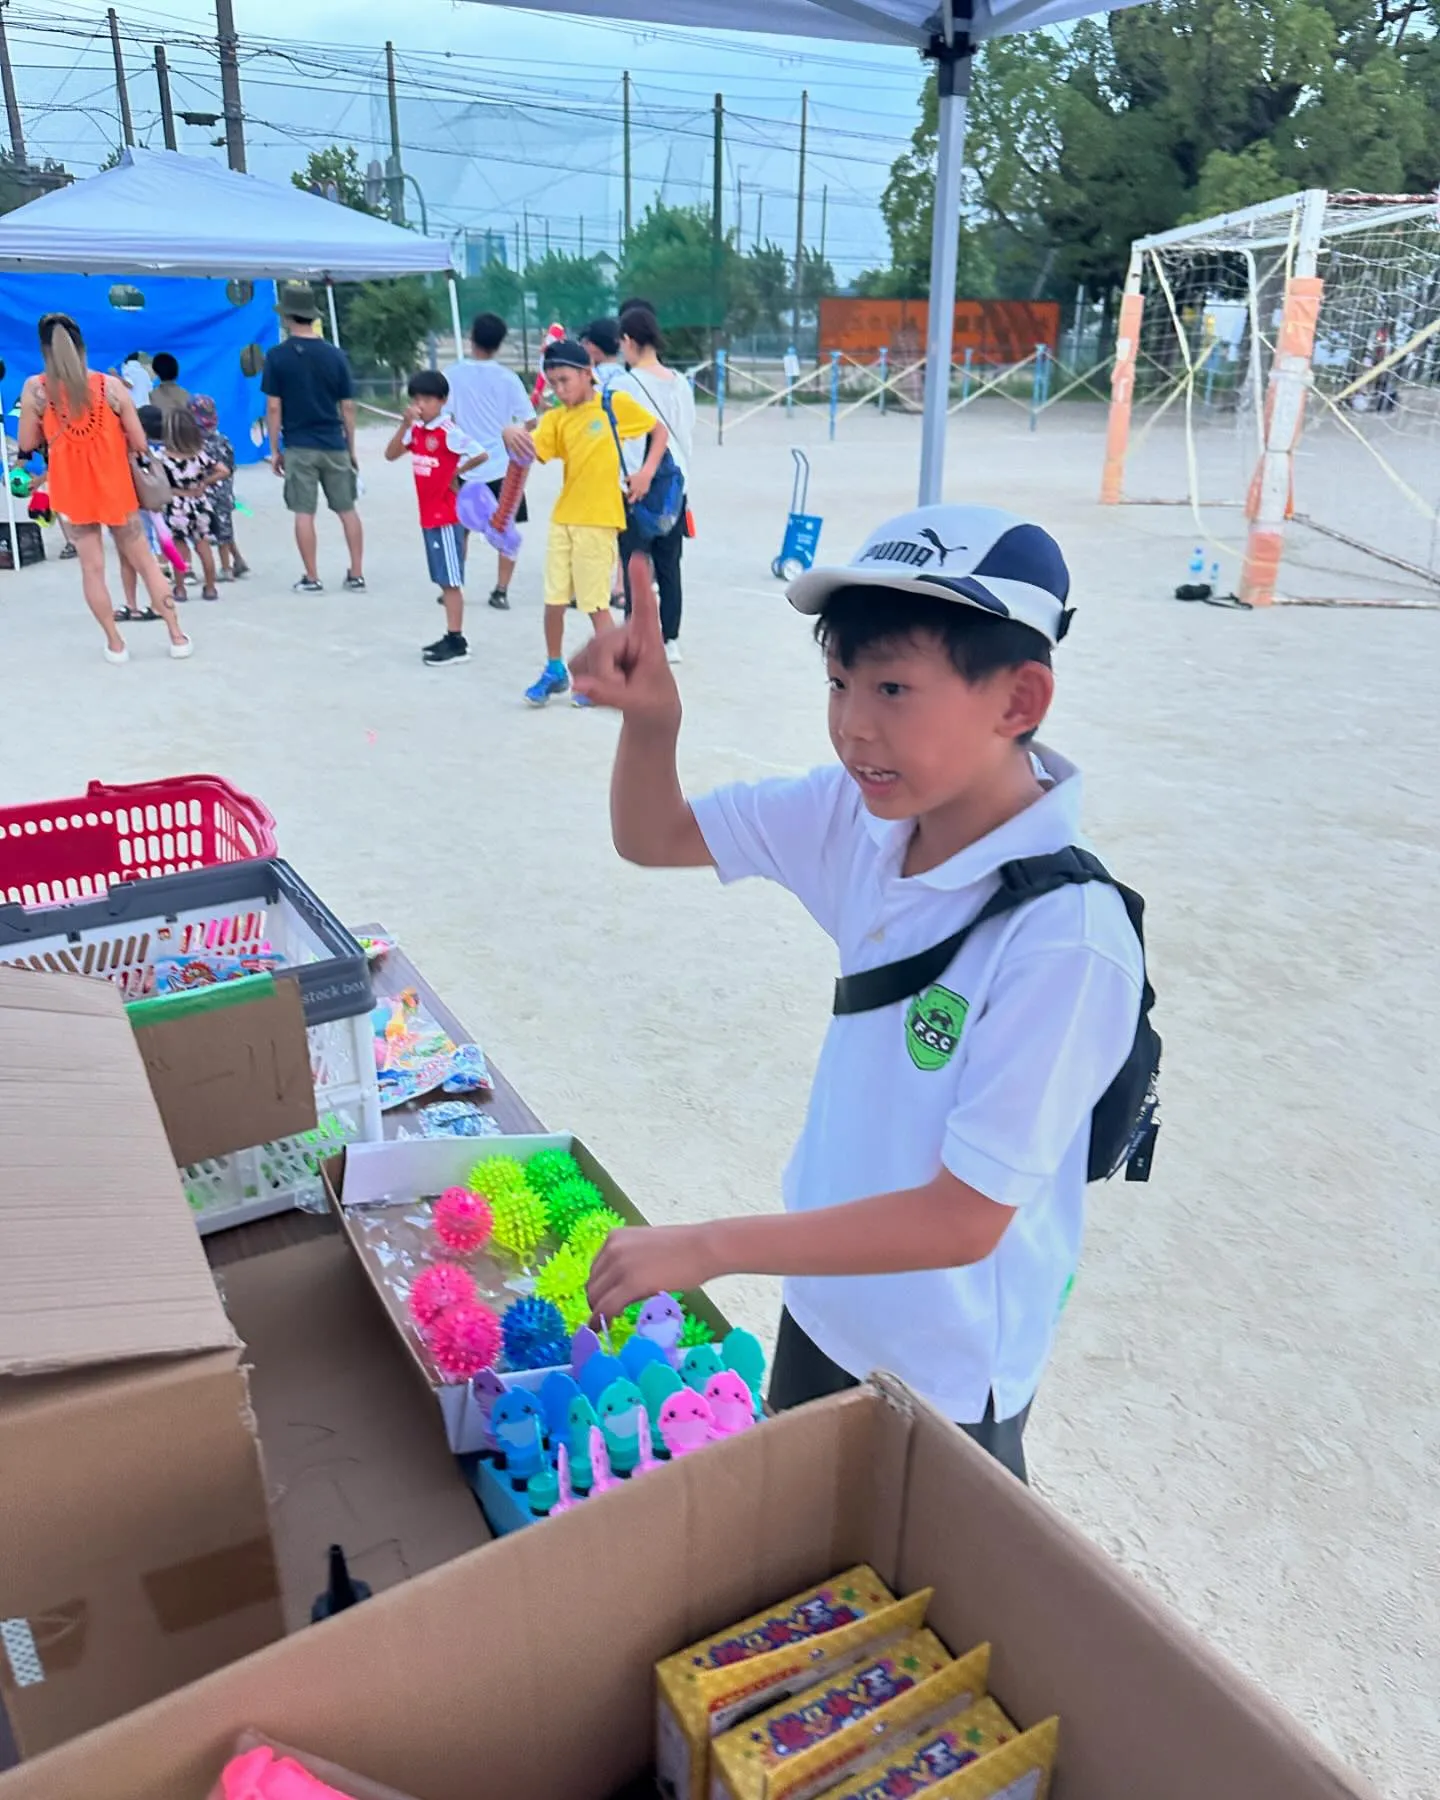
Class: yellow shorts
544,522,617,613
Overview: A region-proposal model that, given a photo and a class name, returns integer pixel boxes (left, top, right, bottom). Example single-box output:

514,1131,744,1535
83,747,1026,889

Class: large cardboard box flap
0,1382,1377,1800
0,966,234,1374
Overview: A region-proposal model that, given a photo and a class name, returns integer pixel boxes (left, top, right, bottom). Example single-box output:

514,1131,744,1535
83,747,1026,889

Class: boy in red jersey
385,369,487,666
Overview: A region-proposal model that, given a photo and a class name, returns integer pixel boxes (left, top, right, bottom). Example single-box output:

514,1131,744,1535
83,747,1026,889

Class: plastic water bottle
1188,545,1205,581
1209,560,1221,592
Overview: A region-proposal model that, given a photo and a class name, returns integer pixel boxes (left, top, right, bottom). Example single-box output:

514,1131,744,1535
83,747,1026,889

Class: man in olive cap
262,280,365,593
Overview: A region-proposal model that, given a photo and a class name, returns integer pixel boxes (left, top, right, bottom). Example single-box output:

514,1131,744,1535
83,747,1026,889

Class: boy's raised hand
569,552,678,721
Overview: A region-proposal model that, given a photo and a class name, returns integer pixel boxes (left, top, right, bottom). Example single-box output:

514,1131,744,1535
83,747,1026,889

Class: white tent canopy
475,0,1140,500
0,148,455,281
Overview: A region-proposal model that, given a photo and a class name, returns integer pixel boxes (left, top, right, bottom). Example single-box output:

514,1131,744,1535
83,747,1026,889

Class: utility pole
154,45,176,150
757,191,763,248
819,184,828,269
579,216,584,256
0,2,28,167
622,70,632,243
107,9,134,149
711,92,724,358
792,88,808,342
736,174,743,245
215,0,245,171
384,41,405,223
544,217,550,256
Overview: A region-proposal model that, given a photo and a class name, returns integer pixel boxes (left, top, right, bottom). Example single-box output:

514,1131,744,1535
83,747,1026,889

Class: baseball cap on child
541,337,591,371
786,504,1074,645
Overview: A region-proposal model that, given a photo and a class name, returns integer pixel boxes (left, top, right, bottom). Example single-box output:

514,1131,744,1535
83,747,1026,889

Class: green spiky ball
467,1154,529,1207
525,1148,582,1200
678,1312,714,1349
605,1311,636,1352
553,1287,592,1334
468,1155,546,1263
546,1175,608,1240
566,1207,625,1265
534,1243,588,1308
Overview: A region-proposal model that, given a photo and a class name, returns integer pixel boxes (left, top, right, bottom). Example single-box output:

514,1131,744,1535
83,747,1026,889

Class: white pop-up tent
475,0,1141,502
0,148,466,346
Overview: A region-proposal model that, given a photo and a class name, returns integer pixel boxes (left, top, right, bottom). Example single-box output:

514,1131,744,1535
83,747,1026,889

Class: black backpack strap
833,847,1116,1017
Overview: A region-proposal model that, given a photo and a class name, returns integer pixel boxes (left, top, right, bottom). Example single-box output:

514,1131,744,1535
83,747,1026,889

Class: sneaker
423,633,470,667
524,663,570,707
293,575,323,593
343,572,367,592
571,690,594,708
231,555,250,579
665,640,683,664
168,635,195,660
488,587,510,611
103,643,130,665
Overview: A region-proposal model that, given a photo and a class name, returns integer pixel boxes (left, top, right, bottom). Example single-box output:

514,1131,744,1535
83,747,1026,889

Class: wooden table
207,926,542,1270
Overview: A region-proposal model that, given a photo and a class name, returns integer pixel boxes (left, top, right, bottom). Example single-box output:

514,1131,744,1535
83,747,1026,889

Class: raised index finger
625,549,663,651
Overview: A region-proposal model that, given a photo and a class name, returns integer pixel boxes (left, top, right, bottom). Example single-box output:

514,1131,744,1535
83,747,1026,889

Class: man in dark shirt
262,282,366,593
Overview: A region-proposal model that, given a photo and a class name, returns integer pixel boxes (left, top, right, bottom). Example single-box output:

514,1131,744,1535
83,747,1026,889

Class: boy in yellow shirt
503,336,667,707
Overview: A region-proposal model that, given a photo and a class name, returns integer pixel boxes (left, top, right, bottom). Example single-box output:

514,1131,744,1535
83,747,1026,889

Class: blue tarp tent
0,273,278,464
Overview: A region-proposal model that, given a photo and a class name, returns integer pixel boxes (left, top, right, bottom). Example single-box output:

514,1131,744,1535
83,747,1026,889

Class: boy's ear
997,662,1053,741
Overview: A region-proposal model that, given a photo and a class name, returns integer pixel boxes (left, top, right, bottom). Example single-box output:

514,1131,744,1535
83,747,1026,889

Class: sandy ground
2,402,1436,1795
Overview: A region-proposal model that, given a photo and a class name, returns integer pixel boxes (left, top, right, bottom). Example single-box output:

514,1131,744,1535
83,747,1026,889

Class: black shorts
486,475,528,525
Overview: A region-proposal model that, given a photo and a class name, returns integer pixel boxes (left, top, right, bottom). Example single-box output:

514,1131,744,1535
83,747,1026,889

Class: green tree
343,276,439,387
872,0,1440,300
729,240,791,336
524,251,614,333
291,145,377,214
618,203,730,354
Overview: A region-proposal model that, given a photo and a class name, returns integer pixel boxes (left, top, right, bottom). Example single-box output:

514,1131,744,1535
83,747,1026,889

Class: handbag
601,389,684,545
130,451,173,513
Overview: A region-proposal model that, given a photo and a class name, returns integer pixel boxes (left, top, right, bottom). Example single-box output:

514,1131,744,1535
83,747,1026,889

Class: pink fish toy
588,1424,621,1494
705,1370,756,1439
658,1387,715,1457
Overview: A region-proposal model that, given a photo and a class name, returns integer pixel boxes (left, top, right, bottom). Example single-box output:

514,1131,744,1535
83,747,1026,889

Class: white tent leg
447,272,464,363
325,280,340,346
917,48,971,507
0,387,20,575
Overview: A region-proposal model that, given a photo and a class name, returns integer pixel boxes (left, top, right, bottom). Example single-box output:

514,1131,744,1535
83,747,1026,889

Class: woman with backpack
616,304,696,663
18,313,191,663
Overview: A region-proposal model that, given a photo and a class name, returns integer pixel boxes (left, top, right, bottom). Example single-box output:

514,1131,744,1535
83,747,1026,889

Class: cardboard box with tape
0,1379,1379,1800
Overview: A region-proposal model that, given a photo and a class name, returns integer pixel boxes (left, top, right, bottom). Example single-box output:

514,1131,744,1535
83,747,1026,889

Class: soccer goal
1100,187,1440,607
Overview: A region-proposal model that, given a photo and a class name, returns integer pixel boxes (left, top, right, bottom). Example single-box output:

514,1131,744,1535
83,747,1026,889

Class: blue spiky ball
502,1295,572,1372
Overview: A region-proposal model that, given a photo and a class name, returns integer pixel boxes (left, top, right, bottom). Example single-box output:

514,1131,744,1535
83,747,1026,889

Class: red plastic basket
0,775,278,907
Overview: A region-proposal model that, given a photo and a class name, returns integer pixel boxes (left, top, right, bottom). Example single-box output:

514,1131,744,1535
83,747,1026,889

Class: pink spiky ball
408,1261,477,1328
433,1186,493,1255
428,1299,502,1380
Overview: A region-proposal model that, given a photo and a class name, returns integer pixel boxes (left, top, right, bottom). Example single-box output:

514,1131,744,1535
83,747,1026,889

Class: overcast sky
8,0,927,275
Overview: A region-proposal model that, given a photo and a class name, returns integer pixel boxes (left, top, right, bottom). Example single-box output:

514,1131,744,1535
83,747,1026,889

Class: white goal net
1102,188,1440,607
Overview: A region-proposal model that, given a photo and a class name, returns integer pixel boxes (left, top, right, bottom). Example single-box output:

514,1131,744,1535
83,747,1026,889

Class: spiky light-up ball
467,1154,530,1208
408,1261,477,1328
678,1312,714,1349
546,1175,608,1241
566,1207,626,1266
534,1243,587,1308
433,1186,493,1255
606,1310,636,1352
525,1148,582,1201
502,1295,572,1371
427,1298,502,1380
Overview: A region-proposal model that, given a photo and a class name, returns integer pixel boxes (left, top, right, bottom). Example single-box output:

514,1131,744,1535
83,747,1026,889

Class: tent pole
0,381,19,577
918,25,972,508
447,270,464,364
325,280,341,347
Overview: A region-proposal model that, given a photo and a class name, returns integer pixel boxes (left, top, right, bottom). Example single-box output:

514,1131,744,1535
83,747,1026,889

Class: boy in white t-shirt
444,312,536,611
577,506,1146,1481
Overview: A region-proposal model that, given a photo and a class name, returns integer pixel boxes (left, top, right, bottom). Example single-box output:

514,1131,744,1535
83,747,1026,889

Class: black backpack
832,847,1160,1182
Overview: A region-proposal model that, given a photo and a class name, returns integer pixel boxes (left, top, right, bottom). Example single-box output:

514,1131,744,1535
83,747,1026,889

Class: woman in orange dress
17,313,192,664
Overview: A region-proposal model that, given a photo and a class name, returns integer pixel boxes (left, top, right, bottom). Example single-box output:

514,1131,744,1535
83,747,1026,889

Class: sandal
201,587,220,602
113,606,163,623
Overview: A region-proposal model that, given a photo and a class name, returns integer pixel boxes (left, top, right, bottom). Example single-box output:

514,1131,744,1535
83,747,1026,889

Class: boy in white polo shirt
579,507,1151,1481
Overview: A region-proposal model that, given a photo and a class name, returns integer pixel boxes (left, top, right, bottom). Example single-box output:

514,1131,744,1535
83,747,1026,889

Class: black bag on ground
832,846,1161,1182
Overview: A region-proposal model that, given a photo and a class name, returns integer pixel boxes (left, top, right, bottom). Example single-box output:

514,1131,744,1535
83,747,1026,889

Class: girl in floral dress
157,407,229,601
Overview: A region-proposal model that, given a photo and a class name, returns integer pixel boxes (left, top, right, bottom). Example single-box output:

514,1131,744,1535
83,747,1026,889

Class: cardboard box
214,1236,490,1630
0,968,282,1759
204,1732,424,1800
0,1381,1377,1800
327,1134,733,1453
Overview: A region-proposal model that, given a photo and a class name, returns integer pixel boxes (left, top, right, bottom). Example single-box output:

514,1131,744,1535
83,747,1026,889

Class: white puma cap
786,503,1073,645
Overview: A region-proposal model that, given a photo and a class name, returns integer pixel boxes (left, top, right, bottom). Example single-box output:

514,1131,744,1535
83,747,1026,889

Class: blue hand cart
771,449,823,581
